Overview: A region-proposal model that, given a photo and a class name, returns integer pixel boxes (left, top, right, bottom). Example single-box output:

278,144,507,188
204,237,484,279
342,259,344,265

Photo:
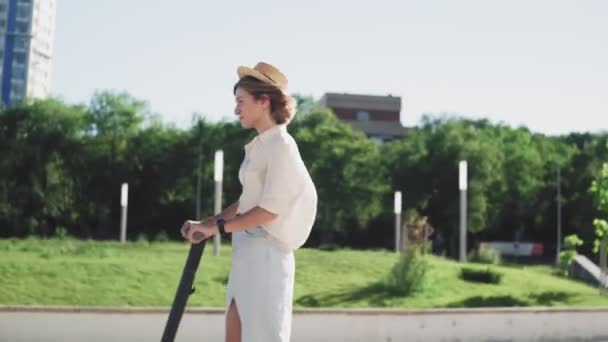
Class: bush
53,226,69,240
388,247,428,296
460,267,503,284
558,234,583,277
558,250,577,276
136,233,150,246
153,230,169,242
468,245,501,264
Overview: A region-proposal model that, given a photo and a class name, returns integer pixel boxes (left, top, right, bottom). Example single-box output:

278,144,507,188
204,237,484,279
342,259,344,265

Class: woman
180,62,317,342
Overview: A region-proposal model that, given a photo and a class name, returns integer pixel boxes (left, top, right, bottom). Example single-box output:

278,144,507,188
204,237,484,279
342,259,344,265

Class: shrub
460,267,503,284
53,226,69,240
153,230,169,242
558,234,583,277
136,233,150,246
388,247,428,296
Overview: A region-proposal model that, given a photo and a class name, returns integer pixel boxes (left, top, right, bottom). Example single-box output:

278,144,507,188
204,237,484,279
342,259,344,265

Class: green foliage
2,93,608,253
593,219,608,254
591,163,608,253
135,233,149,246
387,248,428,296
381,115,577,255
564,234,584,250
153,230,169,242
53,227,69,240
468,244,501,264
8,240,608,308
460,267,503,284
558,234,584,276
559,250,578,277
290,107,388,244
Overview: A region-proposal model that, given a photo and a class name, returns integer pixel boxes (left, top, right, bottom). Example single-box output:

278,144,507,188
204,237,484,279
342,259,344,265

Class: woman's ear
259,94,271,110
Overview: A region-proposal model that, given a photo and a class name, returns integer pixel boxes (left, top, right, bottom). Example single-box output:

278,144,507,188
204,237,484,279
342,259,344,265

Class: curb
2,305,608,315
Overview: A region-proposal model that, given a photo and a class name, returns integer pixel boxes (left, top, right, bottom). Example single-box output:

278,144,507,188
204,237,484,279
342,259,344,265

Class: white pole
556,166,562,266
120,183,128,243
459,161,467,262
394,191,402,253
213,150,224,256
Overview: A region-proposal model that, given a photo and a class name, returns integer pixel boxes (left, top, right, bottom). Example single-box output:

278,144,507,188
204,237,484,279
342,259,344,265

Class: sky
50,0,608,136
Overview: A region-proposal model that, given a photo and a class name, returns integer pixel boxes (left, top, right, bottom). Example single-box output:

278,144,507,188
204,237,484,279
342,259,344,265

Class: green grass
1,238,607,308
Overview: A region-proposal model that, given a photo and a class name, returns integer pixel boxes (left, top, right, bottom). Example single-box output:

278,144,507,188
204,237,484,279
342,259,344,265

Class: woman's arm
212,201,240,222
183,201,240,239
223,206,277,234
185,205,277,242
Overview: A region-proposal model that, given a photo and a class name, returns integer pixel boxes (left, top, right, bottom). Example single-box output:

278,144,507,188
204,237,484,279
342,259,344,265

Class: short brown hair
233,76,295,124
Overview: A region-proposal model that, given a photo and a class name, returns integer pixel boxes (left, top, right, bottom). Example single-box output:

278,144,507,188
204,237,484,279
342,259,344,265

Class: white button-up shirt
237,124,317,251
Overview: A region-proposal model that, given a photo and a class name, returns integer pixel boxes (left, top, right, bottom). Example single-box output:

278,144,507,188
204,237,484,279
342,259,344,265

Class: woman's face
234,87,268,129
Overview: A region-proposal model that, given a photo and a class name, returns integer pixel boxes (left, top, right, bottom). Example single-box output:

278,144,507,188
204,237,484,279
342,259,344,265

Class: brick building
318,92,407,143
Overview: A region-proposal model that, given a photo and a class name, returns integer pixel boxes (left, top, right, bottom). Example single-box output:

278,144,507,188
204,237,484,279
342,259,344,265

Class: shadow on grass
528,291,573,306
445,291,575,308
446,295,530,308
213,275,229,284
296,282,406,308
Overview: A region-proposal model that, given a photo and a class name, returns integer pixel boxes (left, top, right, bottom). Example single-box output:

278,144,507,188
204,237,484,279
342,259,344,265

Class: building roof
319,93,401,112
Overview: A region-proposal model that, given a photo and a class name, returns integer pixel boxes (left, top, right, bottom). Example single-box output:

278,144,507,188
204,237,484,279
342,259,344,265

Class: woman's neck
254,116,277,135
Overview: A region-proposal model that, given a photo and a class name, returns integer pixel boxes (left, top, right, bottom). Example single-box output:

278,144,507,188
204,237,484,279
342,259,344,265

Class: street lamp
394,191,402,253
214,150,224,256
459,161,468,262
556,166,562,266
120,182,128,243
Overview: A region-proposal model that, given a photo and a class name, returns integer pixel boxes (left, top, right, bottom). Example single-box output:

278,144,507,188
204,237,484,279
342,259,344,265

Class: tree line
1,92,607,258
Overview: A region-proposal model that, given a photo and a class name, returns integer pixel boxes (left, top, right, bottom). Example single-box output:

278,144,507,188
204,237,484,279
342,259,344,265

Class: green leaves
290,107,388,244
590,163,608,254
2,93,608,253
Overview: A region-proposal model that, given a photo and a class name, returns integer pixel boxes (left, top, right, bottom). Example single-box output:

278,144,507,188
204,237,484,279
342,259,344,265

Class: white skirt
226,227,295,342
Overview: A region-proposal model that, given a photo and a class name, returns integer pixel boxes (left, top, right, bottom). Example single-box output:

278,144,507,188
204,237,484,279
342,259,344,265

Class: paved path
2,306,608,341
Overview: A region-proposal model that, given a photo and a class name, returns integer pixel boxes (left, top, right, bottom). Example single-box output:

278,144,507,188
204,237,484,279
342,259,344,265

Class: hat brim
237,66,280,88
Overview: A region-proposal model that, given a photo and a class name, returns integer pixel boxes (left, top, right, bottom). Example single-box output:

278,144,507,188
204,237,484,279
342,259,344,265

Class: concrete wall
2,306,608,342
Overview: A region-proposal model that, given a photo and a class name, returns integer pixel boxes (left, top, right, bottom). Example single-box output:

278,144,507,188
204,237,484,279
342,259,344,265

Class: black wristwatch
216,218,226,235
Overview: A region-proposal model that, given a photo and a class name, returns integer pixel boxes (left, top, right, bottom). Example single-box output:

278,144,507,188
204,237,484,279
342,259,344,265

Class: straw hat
237,62,288,90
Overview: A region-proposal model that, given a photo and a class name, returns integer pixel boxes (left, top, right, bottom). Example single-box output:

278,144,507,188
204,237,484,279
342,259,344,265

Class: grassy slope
1,238,607,308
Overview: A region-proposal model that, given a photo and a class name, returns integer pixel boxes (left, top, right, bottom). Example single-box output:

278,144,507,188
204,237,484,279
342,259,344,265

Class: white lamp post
394,191,402,253
120,183,129,243
459,161,468,262
214,150,224,256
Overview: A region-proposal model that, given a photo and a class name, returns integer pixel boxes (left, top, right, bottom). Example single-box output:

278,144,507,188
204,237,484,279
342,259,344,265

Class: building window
12,65,26,78
0,4,6,12
11,83,25,97
356,111,370,121
16,22,29,33
13,52,26,64
17,4,31,18
14,37,28,50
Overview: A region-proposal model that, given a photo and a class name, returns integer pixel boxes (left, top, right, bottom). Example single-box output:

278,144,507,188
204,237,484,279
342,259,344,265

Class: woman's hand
180,217,214,238
181,220,218,244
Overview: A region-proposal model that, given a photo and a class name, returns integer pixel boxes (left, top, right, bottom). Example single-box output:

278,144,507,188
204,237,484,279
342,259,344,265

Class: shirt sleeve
258,142,304,216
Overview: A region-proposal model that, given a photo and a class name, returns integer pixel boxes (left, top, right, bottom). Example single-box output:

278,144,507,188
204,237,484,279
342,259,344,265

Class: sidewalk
2,305,608,341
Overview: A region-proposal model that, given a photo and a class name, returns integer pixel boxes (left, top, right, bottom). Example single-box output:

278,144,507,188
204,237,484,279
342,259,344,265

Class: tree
0,98,89,236
590,163,608,254
290,107,388,246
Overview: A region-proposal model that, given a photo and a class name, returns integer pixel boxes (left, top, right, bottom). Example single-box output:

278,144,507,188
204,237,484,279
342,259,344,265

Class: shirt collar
244,124,287,151
258,124,286,143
